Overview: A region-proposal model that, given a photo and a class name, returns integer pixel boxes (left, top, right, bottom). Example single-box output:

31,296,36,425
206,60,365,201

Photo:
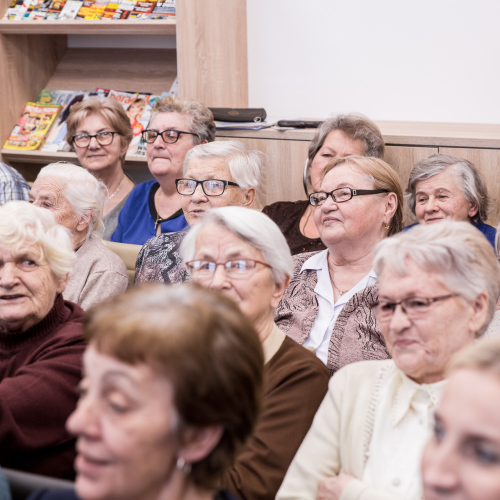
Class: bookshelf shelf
0,19,176,35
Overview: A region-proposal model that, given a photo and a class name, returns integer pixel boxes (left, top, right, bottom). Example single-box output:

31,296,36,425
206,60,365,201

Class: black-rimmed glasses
309,187,390,207
370,294,458,321
186,259,271,278
141,129,199,144
176,179,240,197
72,131,117,148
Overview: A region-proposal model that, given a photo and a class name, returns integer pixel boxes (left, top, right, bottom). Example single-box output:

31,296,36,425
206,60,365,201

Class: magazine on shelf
46,0,67,19
13,0,33,19
58,0,82,19
3,0,24,19
151,0,173,15
102,1,118,18
128,0,156,19
4,103,61,151
111,0,135,18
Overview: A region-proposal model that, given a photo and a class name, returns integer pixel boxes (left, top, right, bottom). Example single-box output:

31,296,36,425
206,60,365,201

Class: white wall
247,0,500,123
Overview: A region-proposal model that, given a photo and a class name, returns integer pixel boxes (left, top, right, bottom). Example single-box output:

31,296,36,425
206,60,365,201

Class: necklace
154,188,169,230
108,175,124,201
330,273,351,297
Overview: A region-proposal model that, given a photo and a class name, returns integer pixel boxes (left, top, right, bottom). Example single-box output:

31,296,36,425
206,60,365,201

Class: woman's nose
422,438,461,495
66,396,100,440
191,183,208,202
0,263,20,288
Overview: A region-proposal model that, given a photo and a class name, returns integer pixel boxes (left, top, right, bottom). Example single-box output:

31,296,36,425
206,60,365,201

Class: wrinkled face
0,245,66,333
191,225,283,334
310,130,365,191
414,168,478,225
67,345,180,500
29,177,85,237
146,112,196,180
73,114,127,175
422,369,500,500
181,157,252,226
313,163,390,248
378,259,478,384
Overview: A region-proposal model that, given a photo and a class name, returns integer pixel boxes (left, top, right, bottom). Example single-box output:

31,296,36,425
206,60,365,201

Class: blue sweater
111,180,189,245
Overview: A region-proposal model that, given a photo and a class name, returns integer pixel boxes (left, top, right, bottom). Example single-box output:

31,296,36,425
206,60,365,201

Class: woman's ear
468,290,489,335
56,273,69,295
383,192,398,225
177,425,224,464
76,209,93,233
242,188,256,208
468,202,479,220
271,276,290,310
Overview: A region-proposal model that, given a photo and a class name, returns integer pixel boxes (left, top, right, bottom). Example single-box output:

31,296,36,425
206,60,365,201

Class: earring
385,223,390,230
176,457,192,475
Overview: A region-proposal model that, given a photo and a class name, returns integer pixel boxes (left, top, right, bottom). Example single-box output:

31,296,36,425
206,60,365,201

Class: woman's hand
317,473,356,500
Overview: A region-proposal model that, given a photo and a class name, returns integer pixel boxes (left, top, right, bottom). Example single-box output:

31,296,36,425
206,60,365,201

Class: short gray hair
0,201,75,280
37,162,105,240
406,154,490,223
374,221,500,337
181,206,293,285
183,141,262,190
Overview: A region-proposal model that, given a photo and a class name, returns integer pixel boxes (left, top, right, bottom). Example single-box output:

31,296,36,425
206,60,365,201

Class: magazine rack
0,0,248,178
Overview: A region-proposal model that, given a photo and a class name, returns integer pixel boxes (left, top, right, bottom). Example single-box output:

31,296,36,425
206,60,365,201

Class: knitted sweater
0,295,85,479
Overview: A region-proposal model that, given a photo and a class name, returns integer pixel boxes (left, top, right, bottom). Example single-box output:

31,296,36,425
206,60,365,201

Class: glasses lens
309,192,327,206
226,260,257,276
177,180,197,195
74,135,90,147
142,130,159,143
187,260,215,277
96,132,114,146
404,297,431,315
203,180,225,196
160,130,180,143
332,188,352,202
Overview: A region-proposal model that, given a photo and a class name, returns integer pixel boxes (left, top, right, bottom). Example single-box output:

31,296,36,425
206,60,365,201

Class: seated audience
422,337,500,500
405,153,495,246
0,162,30,205
263,113,385,255
135,140,260,284
181,207,330,500
28,283,264,500
29,162,129,310
0,201,85,479
277,221,500,500
111,96,216,245
275,155,403,374
65,98,134,240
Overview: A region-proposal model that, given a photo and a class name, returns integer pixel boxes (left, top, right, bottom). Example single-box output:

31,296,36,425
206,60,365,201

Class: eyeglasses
176,179,240,197
309,187,389,207
72,131,117,148
370,294,458,321
186,259,270,279
141,129,199,144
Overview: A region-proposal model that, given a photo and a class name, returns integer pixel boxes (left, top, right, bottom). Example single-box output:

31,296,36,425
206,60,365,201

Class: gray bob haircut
373,221,500,337
37,162,106,240
406,154,490,223
183,141,262,190
0,201,75,280
180,206,294,285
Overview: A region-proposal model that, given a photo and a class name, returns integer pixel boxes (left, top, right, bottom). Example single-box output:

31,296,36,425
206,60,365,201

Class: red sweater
0,294,85,479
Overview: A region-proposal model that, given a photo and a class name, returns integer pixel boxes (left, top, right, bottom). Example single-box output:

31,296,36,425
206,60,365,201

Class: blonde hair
448,337,500,379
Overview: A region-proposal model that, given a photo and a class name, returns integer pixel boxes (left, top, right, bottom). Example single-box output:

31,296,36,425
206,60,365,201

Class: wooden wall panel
440,147,500,228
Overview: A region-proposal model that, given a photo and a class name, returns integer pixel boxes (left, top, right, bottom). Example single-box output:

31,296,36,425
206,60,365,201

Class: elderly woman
181,207,330,500
29,162,129,310
111,96,216,245
66,98,134,239
0,201,85,479
277,221,500,500
405,153,495,246
422,337,500,500
28,283,263,500
275,155,402,374
263,113,385,255
134,140,260,284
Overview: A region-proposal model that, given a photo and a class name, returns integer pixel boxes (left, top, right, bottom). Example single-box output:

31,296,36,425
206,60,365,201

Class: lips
424,217,444,224
75,451,113,477
0,294,26,301
393,339,417,348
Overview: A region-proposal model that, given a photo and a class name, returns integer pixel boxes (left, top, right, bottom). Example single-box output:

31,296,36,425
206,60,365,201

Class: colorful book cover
4,103,62,151
75,0,95,18
3,0,24,19
82,0,107,19
102,1,118,18
45,0,66,19
111,0,134,18
151,0,173,14
147,12,165,19
128,93,163,156
128,0,155,18
13,0,33,20
58,0,82,19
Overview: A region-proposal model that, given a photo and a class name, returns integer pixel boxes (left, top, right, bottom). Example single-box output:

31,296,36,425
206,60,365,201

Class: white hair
180,206,293,285
0,201,75,280
37,162,106,240
182,141,262,190
374,221,500,336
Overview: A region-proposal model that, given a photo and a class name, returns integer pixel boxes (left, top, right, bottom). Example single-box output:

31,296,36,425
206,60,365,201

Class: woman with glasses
181,206,330,500
275,155,403,375
66,98,135,240
277,221,499,500
110,96,215,245
134,141,260,285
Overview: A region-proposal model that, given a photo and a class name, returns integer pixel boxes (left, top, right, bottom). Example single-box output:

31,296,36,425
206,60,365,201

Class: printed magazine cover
58,0,82,19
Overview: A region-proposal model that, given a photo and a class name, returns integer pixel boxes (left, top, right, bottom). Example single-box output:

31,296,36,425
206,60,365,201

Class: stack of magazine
3,78,178,155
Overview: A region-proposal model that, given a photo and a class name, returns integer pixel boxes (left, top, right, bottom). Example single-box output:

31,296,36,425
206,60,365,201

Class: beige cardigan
276,359,412,500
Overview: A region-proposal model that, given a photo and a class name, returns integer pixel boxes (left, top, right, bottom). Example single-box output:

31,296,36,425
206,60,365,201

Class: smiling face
181,157,255,226
414,168,478,225
191,224,285,335
422,368,500,500
378,259,483,384
310,130,365,191
67,345,181,500
0,245,66,333
73,114,127,176
146,112,197,181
